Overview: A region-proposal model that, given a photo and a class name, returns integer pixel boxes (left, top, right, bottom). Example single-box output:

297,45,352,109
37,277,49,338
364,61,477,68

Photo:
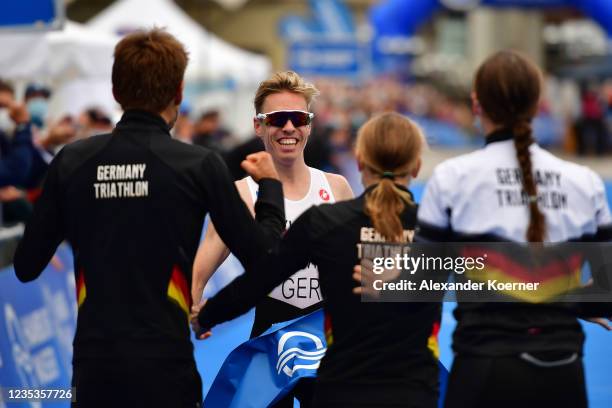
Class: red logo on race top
319,189,330,201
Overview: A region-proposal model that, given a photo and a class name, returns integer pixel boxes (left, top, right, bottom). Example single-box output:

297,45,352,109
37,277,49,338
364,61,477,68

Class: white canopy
87,0,271,84
0,21,119,119
0,21,117,82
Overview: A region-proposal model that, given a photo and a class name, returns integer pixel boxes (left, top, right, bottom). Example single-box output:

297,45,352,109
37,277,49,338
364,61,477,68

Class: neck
481,116,506,137
274,157,308,181
273,157,310,199
159,105,177,127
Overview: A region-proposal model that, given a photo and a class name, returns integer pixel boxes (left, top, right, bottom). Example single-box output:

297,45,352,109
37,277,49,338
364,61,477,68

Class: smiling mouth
277,138,298,146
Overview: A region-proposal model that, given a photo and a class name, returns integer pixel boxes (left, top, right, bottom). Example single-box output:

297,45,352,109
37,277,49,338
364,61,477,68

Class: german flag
76,268,87,308
324,311,334,346
167,265,191,321
462,246,583,303
427,321,440,359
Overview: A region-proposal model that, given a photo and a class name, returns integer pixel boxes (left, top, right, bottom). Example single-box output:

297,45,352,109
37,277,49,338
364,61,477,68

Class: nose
282,119,296,132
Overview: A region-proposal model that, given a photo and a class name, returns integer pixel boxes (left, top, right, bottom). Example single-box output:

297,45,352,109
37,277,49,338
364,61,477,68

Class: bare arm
191,179,255,304
326,172,354,201
196,206,316,333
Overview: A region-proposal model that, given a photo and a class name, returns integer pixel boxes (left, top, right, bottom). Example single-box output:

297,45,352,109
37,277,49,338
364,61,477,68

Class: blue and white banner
204,310,325,408
287,39,365,78
279,0,354,39
280,0,365,78
0,245,75,408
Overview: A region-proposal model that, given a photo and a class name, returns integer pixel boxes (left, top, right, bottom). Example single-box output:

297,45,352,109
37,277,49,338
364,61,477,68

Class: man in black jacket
13,29,285,408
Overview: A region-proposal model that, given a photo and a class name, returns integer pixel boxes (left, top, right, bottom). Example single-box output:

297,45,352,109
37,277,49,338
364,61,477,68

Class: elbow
13,248,38,282
14,265,36,283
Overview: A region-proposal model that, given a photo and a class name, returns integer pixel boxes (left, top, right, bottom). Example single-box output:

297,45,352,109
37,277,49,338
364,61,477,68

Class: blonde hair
254,71,319,113
356,113,426,242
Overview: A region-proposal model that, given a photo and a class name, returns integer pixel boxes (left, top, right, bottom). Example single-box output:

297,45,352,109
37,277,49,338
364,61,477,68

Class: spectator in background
23,83,78,154
173,102,195,143
223,135,264,180
75,108,113,140
192,109,232,152
24,83,51,130
0,80,34,188
577,83,608,155
604,81,612,151
0,79,35,224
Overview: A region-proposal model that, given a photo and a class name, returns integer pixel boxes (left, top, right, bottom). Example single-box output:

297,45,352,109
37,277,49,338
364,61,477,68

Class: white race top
418,139,612,242
246,167,336,308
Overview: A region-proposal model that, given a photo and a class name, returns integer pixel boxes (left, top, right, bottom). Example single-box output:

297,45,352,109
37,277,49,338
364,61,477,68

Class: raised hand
241,151,279,182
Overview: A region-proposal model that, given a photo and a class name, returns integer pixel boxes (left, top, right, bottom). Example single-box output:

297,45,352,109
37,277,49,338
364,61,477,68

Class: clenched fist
241,151,279,182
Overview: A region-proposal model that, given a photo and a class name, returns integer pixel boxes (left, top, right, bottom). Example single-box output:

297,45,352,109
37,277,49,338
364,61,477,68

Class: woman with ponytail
194,112,442,407
417,50,612,408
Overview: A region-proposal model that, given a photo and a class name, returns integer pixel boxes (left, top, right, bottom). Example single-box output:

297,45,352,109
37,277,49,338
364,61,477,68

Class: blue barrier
0,245,75,408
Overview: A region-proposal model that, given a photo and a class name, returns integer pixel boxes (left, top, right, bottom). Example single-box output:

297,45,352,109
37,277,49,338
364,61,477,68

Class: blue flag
205,309,450,407
204,310,325,408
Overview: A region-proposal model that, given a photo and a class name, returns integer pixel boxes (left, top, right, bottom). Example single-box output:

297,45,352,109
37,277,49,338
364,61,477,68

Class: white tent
0,21,117,82
87,0,271,85
0,21,120,119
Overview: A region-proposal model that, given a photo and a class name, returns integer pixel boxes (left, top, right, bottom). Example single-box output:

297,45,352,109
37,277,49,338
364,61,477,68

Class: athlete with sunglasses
191,71,353,408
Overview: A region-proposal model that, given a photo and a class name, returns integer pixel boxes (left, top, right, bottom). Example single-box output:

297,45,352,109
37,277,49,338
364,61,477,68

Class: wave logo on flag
204,310,325,408
276,331,326,377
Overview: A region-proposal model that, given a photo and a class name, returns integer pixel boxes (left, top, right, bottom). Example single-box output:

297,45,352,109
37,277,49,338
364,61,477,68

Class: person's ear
254,116,263,138
411,158,422,179
174,81,184,106
355,152,364,171
471,91,481,116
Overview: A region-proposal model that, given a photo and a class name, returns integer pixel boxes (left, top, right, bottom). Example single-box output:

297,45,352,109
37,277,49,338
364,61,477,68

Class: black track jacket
14,110,285,361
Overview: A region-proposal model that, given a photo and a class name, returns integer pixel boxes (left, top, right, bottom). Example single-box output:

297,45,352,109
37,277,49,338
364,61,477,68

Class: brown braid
475,50,545,242
513,121,545,241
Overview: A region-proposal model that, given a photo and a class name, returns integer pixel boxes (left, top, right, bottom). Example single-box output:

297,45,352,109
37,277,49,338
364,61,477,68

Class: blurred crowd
570,80,612,156
180,76,612,181
0,79,113,227
1,74,611,229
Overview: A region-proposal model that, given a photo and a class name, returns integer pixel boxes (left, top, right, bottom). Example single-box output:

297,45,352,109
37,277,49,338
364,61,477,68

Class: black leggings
269,377,315,408
444,353,587,408
312,381,438,408
71,357,202,408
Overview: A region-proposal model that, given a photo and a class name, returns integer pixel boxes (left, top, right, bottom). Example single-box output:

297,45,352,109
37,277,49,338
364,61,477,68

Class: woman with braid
417,51,612,407
194,113,442,408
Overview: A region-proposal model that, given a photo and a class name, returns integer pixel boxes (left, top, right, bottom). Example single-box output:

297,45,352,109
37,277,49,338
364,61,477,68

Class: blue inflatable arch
371,0,612,43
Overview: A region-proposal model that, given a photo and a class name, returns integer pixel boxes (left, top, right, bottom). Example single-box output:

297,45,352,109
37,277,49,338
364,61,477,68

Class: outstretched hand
584,317,612,331
352,258,401,299
241,152,279,182
352,259,382,299
190,301,212,340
